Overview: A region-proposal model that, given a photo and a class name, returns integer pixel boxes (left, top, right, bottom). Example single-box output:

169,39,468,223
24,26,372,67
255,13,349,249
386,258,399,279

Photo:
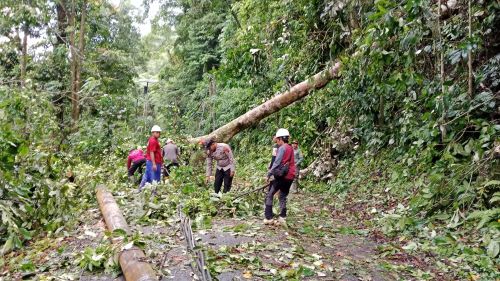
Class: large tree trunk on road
190,62,341,144
96,186,157,281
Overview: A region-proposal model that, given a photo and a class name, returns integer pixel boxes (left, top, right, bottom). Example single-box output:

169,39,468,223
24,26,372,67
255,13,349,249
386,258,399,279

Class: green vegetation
1,0,499,279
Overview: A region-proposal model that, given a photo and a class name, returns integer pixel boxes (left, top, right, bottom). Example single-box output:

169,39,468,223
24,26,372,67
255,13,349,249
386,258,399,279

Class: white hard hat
275,128,290,138
167,138,173,143
151,125,162,132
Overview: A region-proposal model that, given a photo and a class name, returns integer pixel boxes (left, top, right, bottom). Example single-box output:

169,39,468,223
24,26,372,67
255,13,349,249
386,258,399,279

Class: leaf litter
2,166,476,280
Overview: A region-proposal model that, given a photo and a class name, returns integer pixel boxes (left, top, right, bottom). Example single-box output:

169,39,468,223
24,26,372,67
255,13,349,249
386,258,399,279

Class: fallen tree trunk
190,62,341,144
96,186,157,281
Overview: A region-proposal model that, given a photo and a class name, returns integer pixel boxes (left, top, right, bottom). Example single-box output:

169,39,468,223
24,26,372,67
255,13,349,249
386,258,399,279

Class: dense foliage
0,0,499,278
0,0,145,254
149,0,500,275
152,0,499,205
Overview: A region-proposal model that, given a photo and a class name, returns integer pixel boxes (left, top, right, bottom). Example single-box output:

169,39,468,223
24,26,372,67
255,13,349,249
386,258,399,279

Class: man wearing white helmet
264,128,296,225
139,125,163,189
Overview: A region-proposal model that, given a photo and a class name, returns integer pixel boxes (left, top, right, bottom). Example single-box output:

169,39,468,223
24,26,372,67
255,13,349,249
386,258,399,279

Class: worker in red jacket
127,147,146,182
139,125,163,189
264,128,295,226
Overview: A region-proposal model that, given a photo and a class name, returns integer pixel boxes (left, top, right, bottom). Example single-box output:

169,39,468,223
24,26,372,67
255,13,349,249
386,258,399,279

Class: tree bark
377,94,384,126
20,26,28,88
56,0,68,45
208,74,216,131
69,0,78,125
467,0,473,98
438,0,447,142
190,62,341,144
438,0,444,93
96,186,157,281
69,0,87,126
74,0,87,123
54,0,68,127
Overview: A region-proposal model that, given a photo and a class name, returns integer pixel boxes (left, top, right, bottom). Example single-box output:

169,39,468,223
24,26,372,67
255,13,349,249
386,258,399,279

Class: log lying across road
191,61,341,144
96,185,157,281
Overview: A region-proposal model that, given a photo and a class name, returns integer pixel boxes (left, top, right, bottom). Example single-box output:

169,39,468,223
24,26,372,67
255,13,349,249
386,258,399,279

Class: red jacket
281,144,296,180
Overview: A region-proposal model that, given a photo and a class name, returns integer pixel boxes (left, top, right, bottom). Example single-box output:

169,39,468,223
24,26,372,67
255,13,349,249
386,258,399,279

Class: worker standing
162,138,180,177
205,138,236,193
268,136,279,171
139,125,163,189
264,128,295,225
290,140,303,192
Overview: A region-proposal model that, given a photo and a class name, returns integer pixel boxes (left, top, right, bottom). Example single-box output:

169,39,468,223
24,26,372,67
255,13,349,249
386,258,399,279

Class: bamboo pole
96,186,157,281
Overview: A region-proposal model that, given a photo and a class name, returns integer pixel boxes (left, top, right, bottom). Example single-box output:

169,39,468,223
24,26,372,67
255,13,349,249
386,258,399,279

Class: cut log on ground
190,61,341,144
96,186,157,281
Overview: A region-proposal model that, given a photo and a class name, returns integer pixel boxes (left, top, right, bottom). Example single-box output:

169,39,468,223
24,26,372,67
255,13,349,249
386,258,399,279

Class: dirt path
188,193,405,280
2,187,447,280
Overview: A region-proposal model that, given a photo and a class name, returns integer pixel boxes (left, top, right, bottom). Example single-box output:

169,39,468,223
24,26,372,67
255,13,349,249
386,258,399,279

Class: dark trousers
163,162,180,177
214,168,233,193
128,159,146,176
265,178,293,219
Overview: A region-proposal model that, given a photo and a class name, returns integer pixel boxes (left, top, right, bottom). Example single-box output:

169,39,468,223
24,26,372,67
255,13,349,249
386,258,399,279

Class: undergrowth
317,146,500,279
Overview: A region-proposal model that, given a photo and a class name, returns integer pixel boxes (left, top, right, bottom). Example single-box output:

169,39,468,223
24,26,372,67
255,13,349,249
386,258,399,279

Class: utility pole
137,79,157,135
143,82,149,136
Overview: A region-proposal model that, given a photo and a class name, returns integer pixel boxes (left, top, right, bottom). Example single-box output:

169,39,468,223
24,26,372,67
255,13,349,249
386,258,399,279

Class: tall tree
0,0,45,86
467,0,473,97
53,0,69,126
69,0,87,125
69,0,77,125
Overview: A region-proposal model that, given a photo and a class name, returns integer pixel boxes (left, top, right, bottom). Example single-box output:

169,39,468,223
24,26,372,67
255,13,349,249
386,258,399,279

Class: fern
467,208,500,229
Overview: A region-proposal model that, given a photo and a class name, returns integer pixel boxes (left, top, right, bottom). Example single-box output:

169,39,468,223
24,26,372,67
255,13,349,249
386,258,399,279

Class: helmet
275,128,290,138
166,138,173,143
151,125,162,132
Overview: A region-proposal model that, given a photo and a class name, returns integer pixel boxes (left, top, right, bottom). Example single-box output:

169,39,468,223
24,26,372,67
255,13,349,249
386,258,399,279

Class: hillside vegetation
0,0,499,279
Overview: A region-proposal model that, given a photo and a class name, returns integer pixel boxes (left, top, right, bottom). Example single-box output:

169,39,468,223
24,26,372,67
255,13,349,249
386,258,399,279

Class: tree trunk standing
467,0,473,97
69,0,87,126
438,0,445,93
54,0,68,127
378,95,384,126
230,10,242,29
20,26,28,88
74,0,87,123
69,0,78,126
438,0,447,142
56,1,68,45
209,74,216,131
190,62,341,144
